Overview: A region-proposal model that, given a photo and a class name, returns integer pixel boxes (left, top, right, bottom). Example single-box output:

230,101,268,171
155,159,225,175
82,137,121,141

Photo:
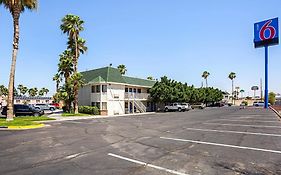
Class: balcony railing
125,92,150,100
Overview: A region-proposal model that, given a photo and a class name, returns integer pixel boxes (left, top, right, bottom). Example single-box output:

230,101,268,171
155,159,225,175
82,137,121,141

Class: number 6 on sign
254,18,279,48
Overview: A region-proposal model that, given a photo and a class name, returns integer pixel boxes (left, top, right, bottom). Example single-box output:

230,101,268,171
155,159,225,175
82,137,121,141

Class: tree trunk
73,34,79,114
206,78,208,88
7,10,20,121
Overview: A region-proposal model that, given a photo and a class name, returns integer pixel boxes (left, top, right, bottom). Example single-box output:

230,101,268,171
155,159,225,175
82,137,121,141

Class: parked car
50,103,60,109
191,103,206,109
34,104,56,111
1,104,44,117
181,103,191,111
208,102,224,107
253,101,271,107
164,103,185,112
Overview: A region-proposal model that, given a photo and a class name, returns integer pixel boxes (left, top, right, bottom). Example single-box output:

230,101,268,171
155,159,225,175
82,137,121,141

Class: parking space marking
160,137,281,154
108,153,189,175
210,119,278,123
204,123,281,128
183,128,281,137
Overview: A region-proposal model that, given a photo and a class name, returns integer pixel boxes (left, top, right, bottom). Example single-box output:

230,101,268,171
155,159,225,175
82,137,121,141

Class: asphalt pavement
0,107,281,175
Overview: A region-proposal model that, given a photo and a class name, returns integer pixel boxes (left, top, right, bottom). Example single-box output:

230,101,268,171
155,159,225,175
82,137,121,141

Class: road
1,107,281,175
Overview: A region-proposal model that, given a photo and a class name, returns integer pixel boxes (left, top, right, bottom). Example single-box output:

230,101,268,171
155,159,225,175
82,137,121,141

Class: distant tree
202,71,210,87
1,0,38,121
240,89,245,98
28,88,38,97
147,76,154,80
0,85,8,96
38,89,45,96
117,64,127,75
228,72,236,103
269,92,276,105
17,84,24,96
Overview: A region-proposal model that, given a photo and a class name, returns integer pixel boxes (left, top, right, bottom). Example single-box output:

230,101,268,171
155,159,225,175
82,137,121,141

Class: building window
91,102,100,109
137,89,141,93
27,100,31,102
102,102,107,110
91,86,96,93
147,89,150,93
96,85,100,93
133,88,136,93
129,88,132,92
16,100,20,103
102,85,107,92
36,100,40,103
125,88,128,92
46,100,49,103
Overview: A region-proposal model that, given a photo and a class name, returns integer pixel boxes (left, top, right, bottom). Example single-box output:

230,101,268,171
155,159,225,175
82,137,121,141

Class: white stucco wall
107,84,125,115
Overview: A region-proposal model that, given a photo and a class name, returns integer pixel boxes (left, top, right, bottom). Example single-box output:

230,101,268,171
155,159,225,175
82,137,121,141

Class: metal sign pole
264,45,269,109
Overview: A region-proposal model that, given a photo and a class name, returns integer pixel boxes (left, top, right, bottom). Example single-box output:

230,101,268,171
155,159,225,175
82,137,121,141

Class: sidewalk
45,112,156,122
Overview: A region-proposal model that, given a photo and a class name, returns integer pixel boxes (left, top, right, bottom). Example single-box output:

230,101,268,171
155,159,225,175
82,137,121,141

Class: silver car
34,104,56,111
181,103,191,111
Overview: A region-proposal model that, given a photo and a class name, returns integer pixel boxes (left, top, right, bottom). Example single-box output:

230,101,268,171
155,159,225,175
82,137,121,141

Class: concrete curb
269,106,281,120
7,124,45,130
44,112,157,122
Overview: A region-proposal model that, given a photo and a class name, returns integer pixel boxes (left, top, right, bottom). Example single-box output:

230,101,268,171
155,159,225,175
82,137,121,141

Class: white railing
134,101,146,113
125,93,149,100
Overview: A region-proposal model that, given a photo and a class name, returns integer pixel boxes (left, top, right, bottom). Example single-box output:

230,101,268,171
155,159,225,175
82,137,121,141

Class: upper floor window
96,85,101,93
91,86,96,93
36,100,40,103
125,88,128,92
137,89,141,93
102,85,107,92
133,88,136,93
129,88,132,92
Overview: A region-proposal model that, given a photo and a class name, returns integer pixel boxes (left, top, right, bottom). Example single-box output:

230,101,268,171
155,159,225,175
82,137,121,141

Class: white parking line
183,128,281,137
160,137,281,154
204,123,281,128
211,119,278,123
108,153,189,175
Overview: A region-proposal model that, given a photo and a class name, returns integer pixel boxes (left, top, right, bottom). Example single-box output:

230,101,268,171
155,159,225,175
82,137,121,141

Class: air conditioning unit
114,94,119,99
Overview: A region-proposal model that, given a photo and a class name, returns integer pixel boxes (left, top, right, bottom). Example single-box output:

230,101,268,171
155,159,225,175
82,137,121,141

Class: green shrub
78,106,99,115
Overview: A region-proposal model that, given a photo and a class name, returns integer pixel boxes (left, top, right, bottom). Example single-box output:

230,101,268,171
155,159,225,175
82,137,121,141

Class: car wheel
178,108,182,112
34,113,40,117
50,107,55,111
164,108,168,112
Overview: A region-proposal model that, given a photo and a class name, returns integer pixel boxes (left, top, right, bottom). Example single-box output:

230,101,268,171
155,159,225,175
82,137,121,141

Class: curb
269,106,281,120
7,124,45,130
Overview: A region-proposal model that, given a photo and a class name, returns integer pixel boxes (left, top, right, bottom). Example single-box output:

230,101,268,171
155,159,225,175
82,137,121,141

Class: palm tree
28,88,38,97
38,89,44,96
202,71,210,87
17,84,24,96
60,14,86,114
147,76,154,80
1,0,38,121
43,88,49,96
53,73,61,92
228,72,236,104
240,89,245,98
117,64,127,75
0,85,8,96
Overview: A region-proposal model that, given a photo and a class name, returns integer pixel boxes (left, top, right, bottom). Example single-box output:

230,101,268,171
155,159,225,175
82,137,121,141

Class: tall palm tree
228,72,236,104
0,85,8,96
60,14,86,114
28,88,38,97
1,0,38,121
202,71,210,87
117,64,127,75
21,86,28,96
38,89,44,96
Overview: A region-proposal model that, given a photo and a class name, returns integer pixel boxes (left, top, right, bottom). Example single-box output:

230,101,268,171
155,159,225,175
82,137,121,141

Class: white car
164,103,185,112
253,101,270,107
181,103,191,111
34,104,56,111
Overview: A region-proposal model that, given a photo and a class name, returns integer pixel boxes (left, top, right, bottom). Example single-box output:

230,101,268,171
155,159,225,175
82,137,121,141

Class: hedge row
78,106,99,115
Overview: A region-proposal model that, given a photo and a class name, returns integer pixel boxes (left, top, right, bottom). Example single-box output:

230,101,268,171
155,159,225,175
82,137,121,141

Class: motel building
78,66,156,116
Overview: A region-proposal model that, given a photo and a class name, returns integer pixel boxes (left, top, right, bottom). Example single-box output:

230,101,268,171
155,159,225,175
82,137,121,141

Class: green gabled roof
81,67,125,84
80,66,156,87
123,76,155,87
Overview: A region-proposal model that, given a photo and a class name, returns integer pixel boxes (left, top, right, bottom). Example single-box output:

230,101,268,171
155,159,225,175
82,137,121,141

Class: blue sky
1,0,281,96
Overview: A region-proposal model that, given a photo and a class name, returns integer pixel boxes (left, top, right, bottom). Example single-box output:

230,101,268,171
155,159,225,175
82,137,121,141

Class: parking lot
1,107,281,175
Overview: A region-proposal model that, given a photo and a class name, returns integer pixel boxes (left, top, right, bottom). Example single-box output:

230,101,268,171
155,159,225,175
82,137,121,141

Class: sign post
254,18,279,109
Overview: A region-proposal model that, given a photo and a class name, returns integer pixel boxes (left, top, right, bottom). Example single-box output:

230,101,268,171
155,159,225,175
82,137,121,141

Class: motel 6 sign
254,18,279,48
